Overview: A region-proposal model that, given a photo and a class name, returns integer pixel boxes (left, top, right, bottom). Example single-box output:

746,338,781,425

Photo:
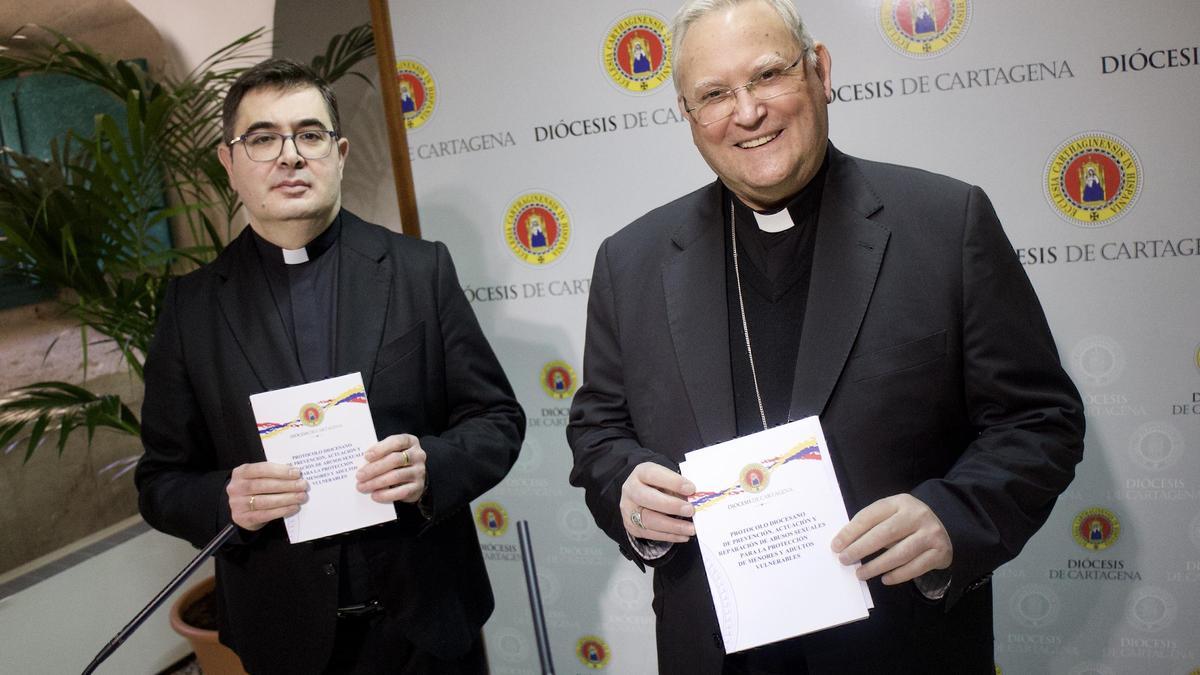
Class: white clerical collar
752,208,795,233
281,247,310,265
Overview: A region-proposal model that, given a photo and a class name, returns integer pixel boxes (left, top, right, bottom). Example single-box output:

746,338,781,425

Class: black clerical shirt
725,156,828,436
250,216,374,608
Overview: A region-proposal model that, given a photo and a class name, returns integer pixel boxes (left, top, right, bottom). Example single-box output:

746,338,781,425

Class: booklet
679,416,871,653
250,372,396,543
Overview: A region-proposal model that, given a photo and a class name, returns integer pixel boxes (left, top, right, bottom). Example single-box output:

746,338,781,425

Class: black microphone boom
81,523,236,675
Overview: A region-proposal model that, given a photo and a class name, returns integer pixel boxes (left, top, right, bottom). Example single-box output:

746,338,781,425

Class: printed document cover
680,416,871,652
250,372,395,542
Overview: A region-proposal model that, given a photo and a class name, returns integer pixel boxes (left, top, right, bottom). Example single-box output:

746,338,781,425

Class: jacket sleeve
910,186,1085,608
417,241,525,523
567,239,679,566
135,279,234,549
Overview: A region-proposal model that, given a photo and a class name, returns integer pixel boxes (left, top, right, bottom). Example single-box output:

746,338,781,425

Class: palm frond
0,382,140,462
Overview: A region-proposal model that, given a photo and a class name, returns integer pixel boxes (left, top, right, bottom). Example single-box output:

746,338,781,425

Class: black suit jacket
567,147,1084,674
136,211,524,674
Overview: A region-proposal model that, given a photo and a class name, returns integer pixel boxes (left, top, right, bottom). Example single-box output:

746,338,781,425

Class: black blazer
568,147,1084,674
136,211,524,674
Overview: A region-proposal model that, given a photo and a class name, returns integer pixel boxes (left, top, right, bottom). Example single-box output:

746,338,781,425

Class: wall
388,1,1199,673
273,0,402,232
0,0,275,573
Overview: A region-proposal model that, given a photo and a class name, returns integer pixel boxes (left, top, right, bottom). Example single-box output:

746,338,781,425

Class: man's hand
356,434,427,504
227,462,309,531
620,462,696,543
831,493,953,585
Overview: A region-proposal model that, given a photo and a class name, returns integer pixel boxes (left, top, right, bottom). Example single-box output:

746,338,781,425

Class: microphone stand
81,523,236,675
516,520,555,675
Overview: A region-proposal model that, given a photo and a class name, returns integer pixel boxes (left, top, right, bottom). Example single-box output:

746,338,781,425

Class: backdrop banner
388,1,1199,672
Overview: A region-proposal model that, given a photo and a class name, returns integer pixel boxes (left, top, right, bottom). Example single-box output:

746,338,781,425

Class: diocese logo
395,58,436,130
739,463,770,494
1125,586,1177,632
1044,132,1142,227
576,635,611,669
1070,335,1125,388
1008,584,1061,629
1127,421,1184,471
540,360,577,399
298,403,324,427
877,0,970,58
1072,507,1120,551
475,501,509,537
602,12,672,94
503,191,571,266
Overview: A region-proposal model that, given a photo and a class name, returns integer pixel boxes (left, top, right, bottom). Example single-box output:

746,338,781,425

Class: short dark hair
221,58,340,143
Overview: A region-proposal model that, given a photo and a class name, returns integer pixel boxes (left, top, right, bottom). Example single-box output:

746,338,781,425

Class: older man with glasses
568,1,1084,673
136,58,524,674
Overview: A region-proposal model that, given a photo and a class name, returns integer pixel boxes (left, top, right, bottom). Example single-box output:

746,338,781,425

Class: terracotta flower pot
169,576,247,675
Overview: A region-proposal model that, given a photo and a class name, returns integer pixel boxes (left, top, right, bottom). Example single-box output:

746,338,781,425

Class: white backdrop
388,1,1199,672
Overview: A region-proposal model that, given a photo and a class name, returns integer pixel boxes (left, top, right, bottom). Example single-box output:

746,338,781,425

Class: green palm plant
0,24,377,471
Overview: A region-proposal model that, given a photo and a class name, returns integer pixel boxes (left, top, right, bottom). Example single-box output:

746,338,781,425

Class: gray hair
671,0,816,93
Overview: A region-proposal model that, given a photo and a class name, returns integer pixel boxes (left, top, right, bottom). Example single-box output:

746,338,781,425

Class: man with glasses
568,1,1084,672
136,59,524,674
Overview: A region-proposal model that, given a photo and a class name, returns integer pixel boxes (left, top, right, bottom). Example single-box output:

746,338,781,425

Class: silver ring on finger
630,507,645,529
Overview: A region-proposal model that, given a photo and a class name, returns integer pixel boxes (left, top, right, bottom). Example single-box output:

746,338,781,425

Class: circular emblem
491,625,531,662
537,570,562,607
540,360,578,399
877,0,970,58
298,403,324,427
1044,132,1142,227
576,635,611,669
1126,586,1177,632
514,436,546,475
1070,335,1125,388
1128,421,1184,471
558,501,597,542
503,191,571,266
1072,507,1120,551
395,58,436,130
739,463,770,494
607,570,649,612
1008,584,1060,628
602,12,672,94
475,501,509,537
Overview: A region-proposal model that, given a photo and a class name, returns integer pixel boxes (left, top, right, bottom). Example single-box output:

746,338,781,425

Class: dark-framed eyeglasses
684,55,808,126
228,129,340,162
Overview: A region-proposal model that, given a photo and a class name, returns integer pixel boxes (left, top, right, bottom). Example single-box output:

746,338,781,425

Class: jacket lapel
334,212,392,392
662,182,736,447
215,229,305,392
788,148,890,421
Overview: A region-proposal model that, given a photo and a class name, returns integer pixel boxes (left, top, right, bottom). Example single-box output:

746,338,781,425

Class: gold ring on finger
249,495,256,510
399,450,410,468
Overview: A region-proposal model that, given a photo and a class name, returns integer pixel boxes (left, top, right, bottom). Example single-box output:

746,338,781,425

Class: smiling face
676,0,832,210
218,85,349,246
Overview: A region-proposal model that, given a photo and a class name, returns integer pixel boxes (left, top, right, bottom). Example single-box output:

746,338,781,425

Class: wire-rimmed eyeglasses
684,55,807,126
227,129,340,162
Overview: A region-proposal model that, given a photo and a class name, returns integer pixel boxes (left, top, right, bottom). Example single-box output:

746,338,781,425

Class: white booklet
679,416,872,653
250,372,396,543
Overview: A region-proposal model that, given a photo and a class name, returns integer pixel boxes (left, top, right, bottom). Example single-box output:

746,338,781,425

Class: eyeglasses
228,129,340,162
684,55,807,126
